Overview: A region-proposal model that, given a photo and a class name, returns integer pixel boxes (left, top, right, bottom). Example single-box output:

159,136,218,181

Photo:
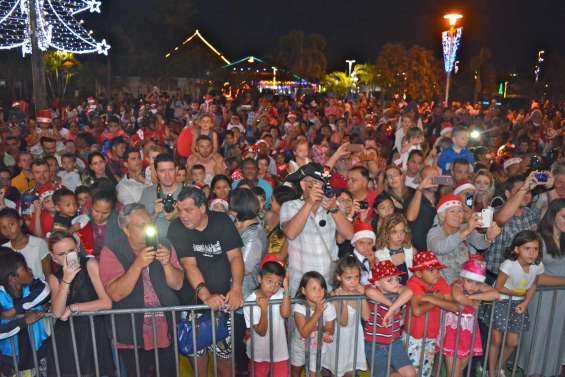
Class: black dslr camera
161,193,177,213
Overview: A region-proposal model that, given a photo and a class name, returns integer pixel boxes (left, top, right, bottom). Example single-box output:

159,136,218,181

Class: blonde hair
376,213,412,250
473,169,496,207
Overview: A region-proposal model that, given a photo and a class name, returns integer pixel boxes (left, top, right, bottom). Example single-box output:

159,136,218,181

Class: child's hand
383,310,395,327
256,295,269,311
283,273,289,292
24,310,45,325
314,300,327,317
322,331,334,343
515,303,527,315
60,306,72,321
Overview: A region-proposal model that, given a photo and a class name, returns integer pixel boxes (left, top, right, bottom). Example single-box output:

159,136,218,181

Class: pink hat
460,259,487,283
36,109,52,124
453,180,476,196
351,220,376,245
436,194,462,214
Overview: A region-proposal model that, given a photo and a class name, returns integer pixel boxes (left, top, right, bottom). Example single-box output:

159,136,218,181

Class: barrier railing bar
465,308,478,377
352,300,360,377
48,316,61,377
171,310,180,377
89,314,101,377
110,313,122,377
151,312,160,377
210,309,218,377
68,315,81,377
334,300,342,377
130,312,141,377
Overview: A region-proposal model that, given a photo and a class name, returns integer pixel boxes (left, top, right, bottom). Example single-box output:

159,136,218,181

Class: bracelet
283,290,289,297
195,282,207,298
62,280,71,285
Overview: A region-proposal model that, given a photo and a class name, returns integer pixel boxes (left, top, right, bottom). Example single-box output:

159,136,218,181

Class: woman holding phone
46,231,113,376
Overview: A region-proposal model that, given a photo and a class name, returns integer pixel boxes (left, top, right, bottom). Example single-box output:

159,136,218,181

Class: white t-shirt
291,301,337,371
243,289,289,362
499,259,544,300
292,301,337,341
3,236,49,280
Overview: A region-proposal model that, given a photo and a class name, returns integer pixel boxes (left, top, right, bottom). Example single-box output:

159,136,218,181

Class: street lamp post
346,59,356,77
442,13,463,106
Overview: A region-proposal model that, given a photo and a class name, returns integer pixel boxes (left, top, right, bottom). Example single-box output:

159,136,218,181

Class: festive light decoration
0,0,110,56
441,27,462,73
164,29,230,64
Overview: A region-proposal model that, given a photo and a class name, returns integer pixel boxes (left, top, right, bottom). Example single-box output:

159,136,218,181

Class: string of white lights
0,0,109,56
442,27,462,73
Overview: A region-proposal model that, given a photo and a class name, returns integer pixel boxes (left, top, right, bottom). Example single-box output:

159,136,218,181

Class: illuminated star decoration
441,27,462,73
0,0,110,56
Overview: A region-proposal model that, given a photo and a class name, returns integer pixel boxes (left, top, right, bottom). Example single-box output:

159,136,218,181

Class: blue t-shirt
437,147,475,174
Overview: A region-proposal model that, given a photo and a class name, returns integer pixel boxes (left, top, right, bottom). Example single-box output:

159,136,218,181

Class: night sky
183,0,564,72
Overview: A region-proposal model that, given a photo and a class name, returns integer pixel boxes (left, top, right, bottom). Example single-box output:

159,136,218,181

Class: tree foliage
374,43,443,100
43,51,80,100
270,30,327,82
470,48,497,101
323,71,353,97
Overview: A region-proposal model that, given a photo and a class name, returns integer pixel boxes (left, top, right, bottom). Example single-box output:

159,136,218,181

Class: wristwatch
327,207,338,214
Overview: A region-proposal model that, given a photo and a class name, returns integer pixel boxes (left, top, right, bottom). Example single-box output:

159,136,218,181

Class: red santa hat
436,194,462,214
503,157,522,171
287,112,298,119
36,109,52,124
440,122,454,136
87,96,96,105
453,180,476,196
351,220,376,245
37,184,56,201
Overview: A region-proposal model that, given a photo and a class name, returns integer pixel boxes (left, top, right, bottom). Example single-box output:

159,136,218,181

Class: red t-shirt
405,275,450,339
177,127,194,158
365,299,403,344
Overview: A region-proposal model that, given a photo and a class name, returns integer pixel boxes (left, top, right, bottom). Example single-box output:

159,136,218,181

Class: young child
438,258,500,377
322,256,368,377
51,188,94,254
191,164,210,196
488,230,543,377
75,185,92,214
0,208,51,280
405,251,459,377
350,220,378,285
31,184,57,237
291,271,336,377
395,127,424,171
176,166,188,184
375,214,416,285
437,126,475,174
364,260,415,377
244,255,291,377
0,251,50,376
58,153,81,192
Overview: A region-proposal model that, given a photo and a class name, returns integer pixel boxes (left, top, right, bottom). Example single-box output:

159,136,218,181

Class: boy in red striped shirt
364,260,415,377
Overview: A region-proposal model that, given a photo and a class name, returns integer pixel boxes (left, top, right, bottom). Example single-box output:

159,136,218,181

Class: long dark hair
333,255,362,289
504,230,543,265
295,271,329,300
539,198,565,258
86,152,118,186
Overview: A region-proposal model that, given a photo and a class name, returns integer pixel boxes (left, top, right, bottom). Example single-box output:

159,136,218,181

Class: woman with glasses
46,231,113,377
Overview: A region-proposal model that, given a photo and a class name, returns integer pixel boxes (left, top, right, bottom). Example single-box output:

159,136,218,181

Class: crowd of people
0,90,564,377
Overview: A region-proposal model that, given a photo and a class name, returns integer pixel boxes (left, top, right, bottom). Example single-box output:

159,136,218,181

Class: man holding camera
281,162,353,295
140,153,183,236
99,203,184,376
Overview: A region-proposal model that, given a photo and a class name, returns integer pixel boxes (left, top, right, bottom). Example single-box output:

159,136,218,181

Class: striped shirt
364,300,403,344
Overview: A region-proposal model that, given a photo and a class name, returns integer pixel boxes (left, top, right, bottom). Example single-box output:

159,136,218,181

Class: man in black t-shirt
167,186,244,377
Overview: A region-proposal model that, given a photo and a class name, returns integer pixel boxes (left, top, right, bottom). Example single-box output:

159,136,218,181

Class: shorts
365,339,412,377
405,335,437,377
491,300,529,334
250,360,289,377
190,311,233,360
290,332,325,372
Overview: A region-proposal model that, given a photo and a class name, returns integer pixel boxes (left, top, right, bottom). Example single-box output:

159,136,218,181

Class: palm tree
323,71,353,97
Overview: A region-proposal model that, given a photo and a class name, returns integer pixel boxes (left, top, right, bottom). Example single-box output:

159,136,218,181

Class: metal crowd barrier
2,286,564,377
